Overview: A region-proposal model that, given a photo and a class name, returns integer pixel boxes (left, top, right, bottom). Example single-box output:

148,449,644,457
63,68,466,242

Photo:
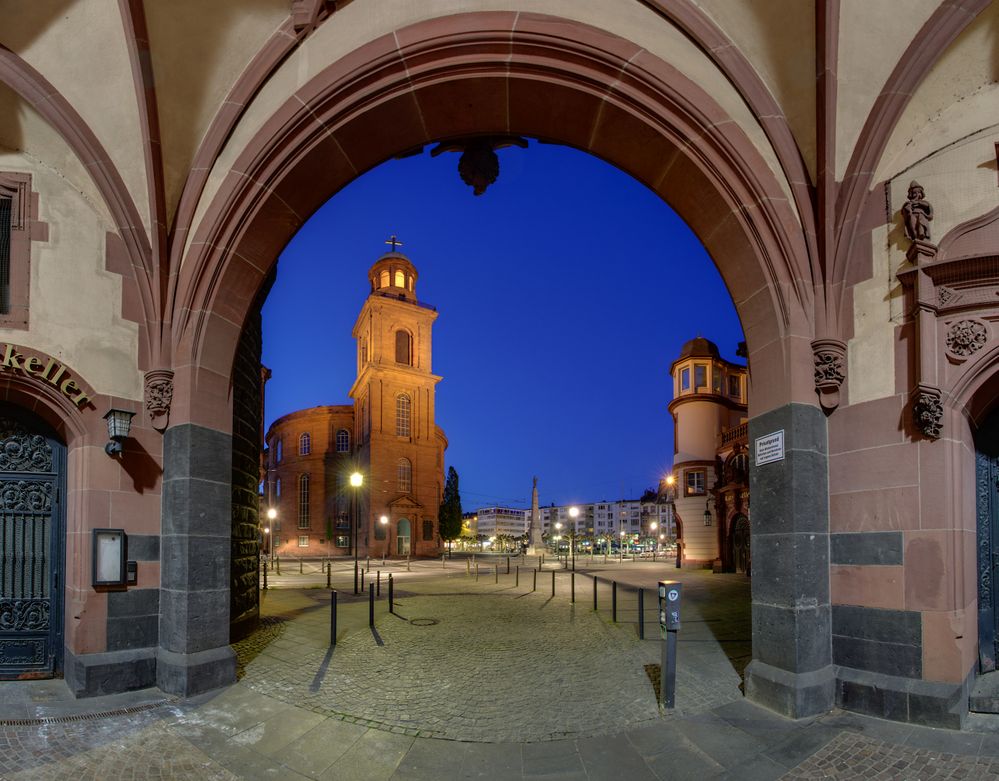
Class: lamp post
649,521,658,553
554,521,563,561
568,506,579,571
350,471,363,594
619,529,626,561
379,514,389,559
267,507,277,564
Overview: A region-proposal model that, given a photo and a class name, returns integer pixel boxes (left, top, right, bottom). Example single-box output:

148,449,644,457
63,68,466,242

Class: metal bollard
388,574,394,614
326,564,331,589
532,569,537,592
571,572,575,603
475,564,479,581
638,588,645,640
369,586,375,628
299,558,303,574
361,568,365,592
516,566,519,587
376,569,381,596
495,566,499,584
551,570,555,597
593,576,598,611
263,561,268,590
276,557,281,575
612,581,618,622
506,556,510,574
330,590,338,646
366,556,370,571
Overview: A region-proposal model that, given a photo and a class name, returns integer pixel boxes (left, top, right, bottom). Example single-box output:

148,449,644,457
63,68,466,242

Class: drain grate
409,618,439,627
0,698,175,727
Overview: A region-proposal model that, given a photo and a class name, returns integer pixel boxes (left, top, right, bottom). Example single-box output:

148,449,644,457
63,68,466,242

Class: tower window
729,375,741,398
685,469,706,496
299,432,311,455
298,474,310,527
694,365,707,389
396,394,411,437
395,330,412,365
394,270,405,287
397,458,412,492
336,429,350,453
681,368,690,392
380,269,390,288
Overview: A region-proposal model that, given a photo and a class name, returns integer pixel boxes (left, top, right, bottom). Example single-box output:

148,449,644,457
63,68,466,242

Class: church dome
368,248,418,300
678,336,720,360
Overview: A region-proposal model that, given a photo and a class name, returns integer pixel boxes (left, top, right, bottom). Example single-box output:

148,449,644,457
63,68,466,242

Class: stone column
744,403,834,718
157,423,237,695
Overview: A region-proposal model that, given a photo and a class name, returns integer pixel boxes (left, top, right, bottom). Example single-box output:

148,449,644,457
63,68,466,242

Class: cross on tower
385,235,403,252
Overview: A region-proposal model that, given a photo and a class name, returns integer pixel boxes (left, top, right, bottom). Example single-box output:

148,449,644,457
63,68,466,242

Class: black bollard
495,565,499,584
376,569,381,596
506,556,510,574
532,569,537,592
516,566,519,587
330,590,338,646
388,573,394,614
593,575,598,611
369,586,375,628
475,563,479,581
361,568,365,592
326,564,331,589
638,588,645,640
263,561,268,590
551,570,555,597
571,572,575,603
612,581,618,622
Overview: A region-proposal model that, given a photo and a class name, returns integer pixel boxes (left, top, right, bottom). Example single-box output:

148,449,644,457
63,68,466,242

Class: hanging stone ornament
811,338,847,412
945,319,989,361
144,369,174,432
912,385,943,440
431,136,528,196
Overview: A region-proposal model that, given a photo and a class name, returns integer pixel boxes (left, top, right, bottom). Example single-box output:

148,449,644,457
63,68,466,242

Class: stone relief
901,180,933,243
912,386,943,440
811,338,846,411
945,319,989,359
144,369,174,432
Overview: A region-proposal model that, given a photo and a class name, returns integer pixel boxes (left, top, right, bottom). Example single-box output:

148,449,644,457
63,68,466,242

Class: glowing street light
351,471,364,594
568,507,579,570
266,507,277,562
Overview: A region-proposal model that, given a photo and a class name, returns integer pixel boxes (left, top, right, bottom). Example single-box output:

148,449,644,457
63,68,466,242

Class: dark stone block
835,665,969,729
159,587,230,654
745,659,836,719
156,645,236,697
160,534,231,591
751,532,830,608
833,636,921,678
832,605,920,645
107,615,159,651
751,450,828,536
63,647,157,697
128,534,160,561
162,477,232,538
107,587,159,619
749,403,827,457
163,424,232,484
831,532,903,565
753,603,832,672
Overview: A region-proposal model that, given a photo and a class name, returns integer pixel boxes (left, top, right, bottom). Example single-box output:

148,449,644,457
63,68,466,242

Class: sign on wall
754,429,785,466
0,343,93,409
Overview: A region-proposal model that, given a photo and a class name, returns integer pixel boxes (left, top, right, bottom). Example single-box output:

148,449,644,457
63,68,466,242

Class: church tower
349,244,447,557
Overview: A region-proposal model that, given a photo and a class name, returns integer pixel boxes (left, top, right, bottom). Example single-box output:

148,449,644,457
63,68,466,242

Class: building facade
3,0,999,730
668,337,748,569
264,251,447,560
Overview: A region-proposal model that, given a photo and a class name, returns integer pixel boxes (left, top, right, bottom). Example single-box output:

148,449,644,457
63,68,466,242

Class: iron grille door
0,414,63,678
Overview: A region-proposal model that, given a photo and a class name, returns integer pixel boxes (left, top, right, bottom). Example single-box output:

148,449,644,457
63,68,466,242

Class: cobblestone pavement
5,561,999,779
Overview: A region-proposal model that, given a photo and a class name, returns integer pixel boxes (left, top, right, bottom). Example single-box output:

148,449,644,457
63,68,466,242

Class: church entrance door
977,407,999,672
0,406,65,680
732,515,751,576
397,519,411,557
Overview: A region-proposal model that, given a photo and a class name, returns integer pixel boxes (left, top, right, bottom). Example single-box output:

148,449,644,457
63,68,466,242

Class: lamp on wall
703,498,712,526
103,409,135,456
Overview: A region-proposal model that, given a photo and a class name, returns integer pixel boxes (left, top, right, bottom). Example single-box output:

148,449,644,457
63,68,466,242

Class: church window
395,330,412,365
423,519,434,541
396,394,411,437
397,458,412,492
380,270,390,288
299,432,311,455
336,429,350,453
394,270,405,287
407,275,414,291
680,368,690,392
298,474,310,527
694,365,707,389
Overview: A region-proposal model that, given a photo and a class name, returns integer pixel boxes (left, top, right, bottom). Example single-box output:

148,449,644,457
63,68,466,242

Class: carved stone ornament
912,385,943,440
945,319,989,360
430,136,528,196
144,369,174,432
901,180,933,243
811,338,847,412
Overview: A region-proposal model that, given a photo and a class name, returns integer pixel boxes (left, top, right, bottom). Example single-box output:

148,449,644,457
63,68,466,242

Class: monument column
528,477,543,553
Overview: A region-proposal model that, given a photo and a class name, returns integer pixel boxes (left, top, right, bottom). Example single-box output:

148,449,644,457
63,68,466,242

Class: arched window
299,432,311,455
396,394,411,437
298,474,310,528
275,438,283,462
275,477,281,498
395,330,412,365
407,275,414,291
397,458,412,493
394,269,405,287
336,429,350,453
379,269,390,288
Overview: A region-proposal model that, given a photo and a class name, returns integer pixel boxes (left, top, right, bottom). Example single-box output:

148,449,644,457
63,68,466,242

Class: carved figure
913,387,943,439
901,181,933,242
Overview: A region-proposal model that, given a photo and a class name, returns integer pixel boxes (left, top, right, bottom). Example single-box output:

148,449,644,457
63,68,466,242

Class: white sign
667,589,679,602
755,429,785,466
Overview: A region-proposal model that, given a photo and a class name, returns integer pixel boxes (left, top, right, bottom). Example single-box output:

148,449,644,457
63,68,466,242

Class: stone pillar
744,403,834,718
157,424,237,695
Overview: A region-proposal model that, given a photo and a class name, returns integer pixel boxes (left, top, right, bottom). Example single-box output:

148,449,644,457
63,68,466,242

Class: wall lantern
93,528,127,586
103,409,135,456
703,499,713,526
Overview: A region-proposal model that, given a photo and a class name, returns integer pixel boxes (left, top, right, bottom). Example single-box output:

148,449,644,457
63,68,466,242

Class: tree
438,466,463,553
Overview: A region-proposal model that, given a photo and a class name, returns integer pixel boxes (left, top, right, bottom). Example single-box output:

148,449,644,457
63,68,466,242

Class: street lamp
266,507,277,563
554,521,563,557
379,514,389,559
619,529,626,561
650,521,658,553
351,471,363,594
568,506,579,571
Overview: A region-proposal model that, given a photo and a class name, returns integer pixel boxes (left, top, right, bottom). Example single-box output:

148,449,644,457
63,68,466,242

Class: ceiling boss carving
945,319,989,361
811,339,847,412
144,369,174,432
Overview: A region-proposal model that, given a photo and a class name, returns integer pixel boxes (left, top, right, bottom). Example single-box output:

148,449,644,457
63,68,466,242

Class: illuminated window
298,474,310,528
729,375,741,397
681,368,690,391
407,275,414,291
336,429,350,453
694,365,707,388
398,458,412,492
299,432,311,455
335,535,349,548
685,469,706,496
394,270,405,287
395,330,412,365
380,269,390,288
298,535,309,547
396,394,411,437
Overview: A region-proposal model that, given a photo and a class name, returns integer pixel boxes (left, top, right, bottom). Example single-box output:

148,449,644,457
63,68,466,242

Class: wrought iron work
0,418,53,472
978,448,999,672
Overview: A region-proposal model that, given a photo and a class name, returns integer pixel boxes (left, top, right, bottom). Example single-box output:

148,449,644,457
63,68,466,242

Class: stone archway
163,11,831,717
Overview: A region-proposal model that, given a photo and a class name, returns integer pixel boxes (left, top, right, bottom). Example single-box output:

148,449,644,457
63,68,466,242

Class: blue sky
262,143,743,509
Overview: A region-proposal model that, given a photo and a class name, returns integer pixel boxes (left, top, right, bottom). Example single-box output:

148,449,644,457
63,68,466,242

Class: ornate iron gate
0,410,64,679
978,407,999,672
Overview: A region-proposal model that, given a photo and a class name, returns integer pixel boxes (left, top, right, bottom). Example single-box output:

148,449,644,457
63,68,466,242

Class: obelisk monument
528,476,543,553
